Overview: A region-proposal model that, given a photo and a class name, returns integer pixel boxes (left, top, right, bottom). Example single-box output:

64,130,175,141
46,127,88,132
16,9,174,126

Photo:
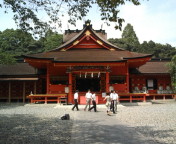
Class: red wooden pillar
130,94,132,103
45,96,47,104
46,65,50,94
68,72,73,104
126,62,130,93
143,94,146,102
106,72,109,92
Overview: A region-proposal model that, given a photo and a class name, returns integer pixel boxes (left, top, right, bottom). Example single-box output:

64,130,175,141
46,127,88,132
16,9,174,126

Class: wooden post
126,62,130,93
130,94,132,103
68,72,73,104
45,96,47,104
8,81,11,103
31,97,33,103
34,81,37,94
163,94,165,100
23,81,26,103
106,72,109,92
143,94,146,102
46,65,50,94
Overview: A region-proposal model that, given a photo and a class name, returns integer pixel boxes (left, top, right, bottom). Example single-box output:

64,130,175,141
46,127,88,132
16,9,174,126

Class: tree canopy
121,23,140,51
0,29,35,55
42,29,63,51
108,23,176,58
0,0,142,35
0,29,63,64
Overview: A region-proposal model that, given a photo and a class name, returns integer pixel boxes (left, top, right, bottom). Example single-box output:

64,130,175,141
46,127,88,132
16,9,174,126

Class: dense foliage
0,29,63,64
0,0,141,35
108,23,176,58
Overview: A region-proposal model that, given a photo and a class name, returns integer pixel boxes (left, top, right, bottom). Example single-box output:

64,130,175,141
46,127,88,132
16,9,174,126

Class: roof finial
83,20,92,28
86,19,91,25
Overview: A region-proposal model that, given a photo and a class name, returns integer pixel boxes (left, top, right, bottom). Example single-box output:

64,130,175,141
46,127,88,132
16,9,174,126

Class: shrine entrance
76,78,100,92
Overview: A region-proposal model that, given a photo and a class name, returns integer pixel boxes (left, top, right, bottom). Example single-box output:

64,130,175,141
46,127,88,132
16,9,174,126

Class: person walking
109,90,113,112
89,92,97,112
110,90,119,114
72,90,79,111
104,92,111,115
84,90,92,111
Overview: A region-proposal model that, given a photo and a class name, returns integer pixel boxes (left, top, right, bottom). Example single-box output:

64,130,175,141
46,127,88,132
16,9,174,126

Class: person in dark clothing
72,90,79,111
89,92,97,112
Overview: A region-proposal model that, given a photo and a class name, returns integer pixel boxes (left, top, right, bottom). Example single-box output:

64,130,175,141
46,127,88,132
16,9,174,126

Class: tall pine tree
121,23,140,51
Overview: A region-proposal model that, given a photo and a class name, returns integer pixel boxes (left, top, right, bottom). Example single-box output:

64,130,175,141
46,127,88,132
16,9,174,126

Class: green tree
121,23,140,51
0,0,142,35
0,53,16,65
108,38,128,50
168,55,176,92
139,41,176,58
39,30,63,51
0,29,37,55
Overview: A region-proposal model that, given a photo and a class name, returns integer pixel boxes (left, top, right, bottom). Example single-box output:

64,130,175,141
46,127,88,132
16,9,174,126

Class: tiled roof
26,49,151,62
24,22,152,63
138,61,170,74
50,25,124,51
0,61,170,76
0,63,37,76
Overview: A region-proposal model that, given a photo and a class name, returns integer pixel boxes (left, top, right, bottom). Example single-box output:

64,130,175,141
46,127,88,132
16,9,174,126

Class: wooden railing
27,94,67,104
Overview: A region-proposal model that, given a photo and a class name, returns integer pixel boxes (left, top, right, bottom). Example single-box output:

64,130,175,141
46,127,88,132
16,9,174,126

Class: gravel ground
116,103,176,144
0,104,73,144
0,102,176,144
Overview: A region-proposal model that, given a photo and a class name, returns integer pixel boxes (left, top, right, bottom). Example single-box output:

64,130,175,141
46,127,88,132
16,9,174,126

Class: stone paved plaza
0,101,176,144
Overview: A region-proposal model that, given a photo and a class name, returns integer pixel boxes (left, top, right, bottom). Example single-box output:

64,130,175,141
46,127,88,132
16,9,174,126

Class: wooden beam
8,81,11,103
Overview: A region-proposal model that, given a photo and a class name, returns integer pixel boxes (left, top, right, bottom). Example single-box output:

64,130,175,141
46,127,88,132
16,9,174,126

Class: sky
1,0,176,47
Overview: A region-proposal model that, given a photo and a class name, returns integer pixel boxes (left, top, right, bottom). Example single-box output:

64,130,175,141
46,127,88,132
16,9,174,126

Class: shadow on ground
71,119,163,144
0,114,73,144
0,103,26,110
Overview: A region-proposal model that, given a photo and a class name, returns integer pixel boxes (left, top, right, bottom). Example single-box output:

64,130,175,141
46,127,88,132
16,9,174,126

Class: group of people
103,90,119,115
72,90,119,115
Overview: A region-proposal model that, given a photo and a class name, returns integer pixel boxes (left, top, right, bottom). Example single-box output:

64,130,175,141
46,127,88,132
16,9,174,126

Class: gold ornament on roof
97,40,103,45
61,49,66,51
85,30,91,36
73,40,79,45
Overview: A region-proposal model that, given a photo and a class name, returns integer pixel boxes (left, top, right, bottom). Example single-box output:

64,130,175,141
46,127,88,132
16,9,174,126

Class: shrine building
0,21,175,104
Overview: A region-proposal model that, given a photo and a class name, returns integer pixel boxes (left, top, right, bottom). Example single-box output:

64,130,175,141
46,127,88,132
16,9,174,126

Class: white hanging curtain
91,72,93,78
98,72,100,78
85,72,87,78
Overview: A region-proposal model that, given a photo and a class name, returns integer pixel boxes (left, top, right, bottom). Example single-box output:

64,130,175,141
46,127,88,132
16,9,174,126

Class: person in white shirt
110,90,119,114
89,92,97,112
72,90,79,111
84,90,92,111
104,92,111,115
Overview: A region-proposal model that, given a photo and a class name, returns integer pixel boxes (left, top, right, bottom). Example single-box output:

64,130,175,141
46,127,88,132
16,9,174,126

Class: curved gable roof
24,21,152,68
50,22,124,52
